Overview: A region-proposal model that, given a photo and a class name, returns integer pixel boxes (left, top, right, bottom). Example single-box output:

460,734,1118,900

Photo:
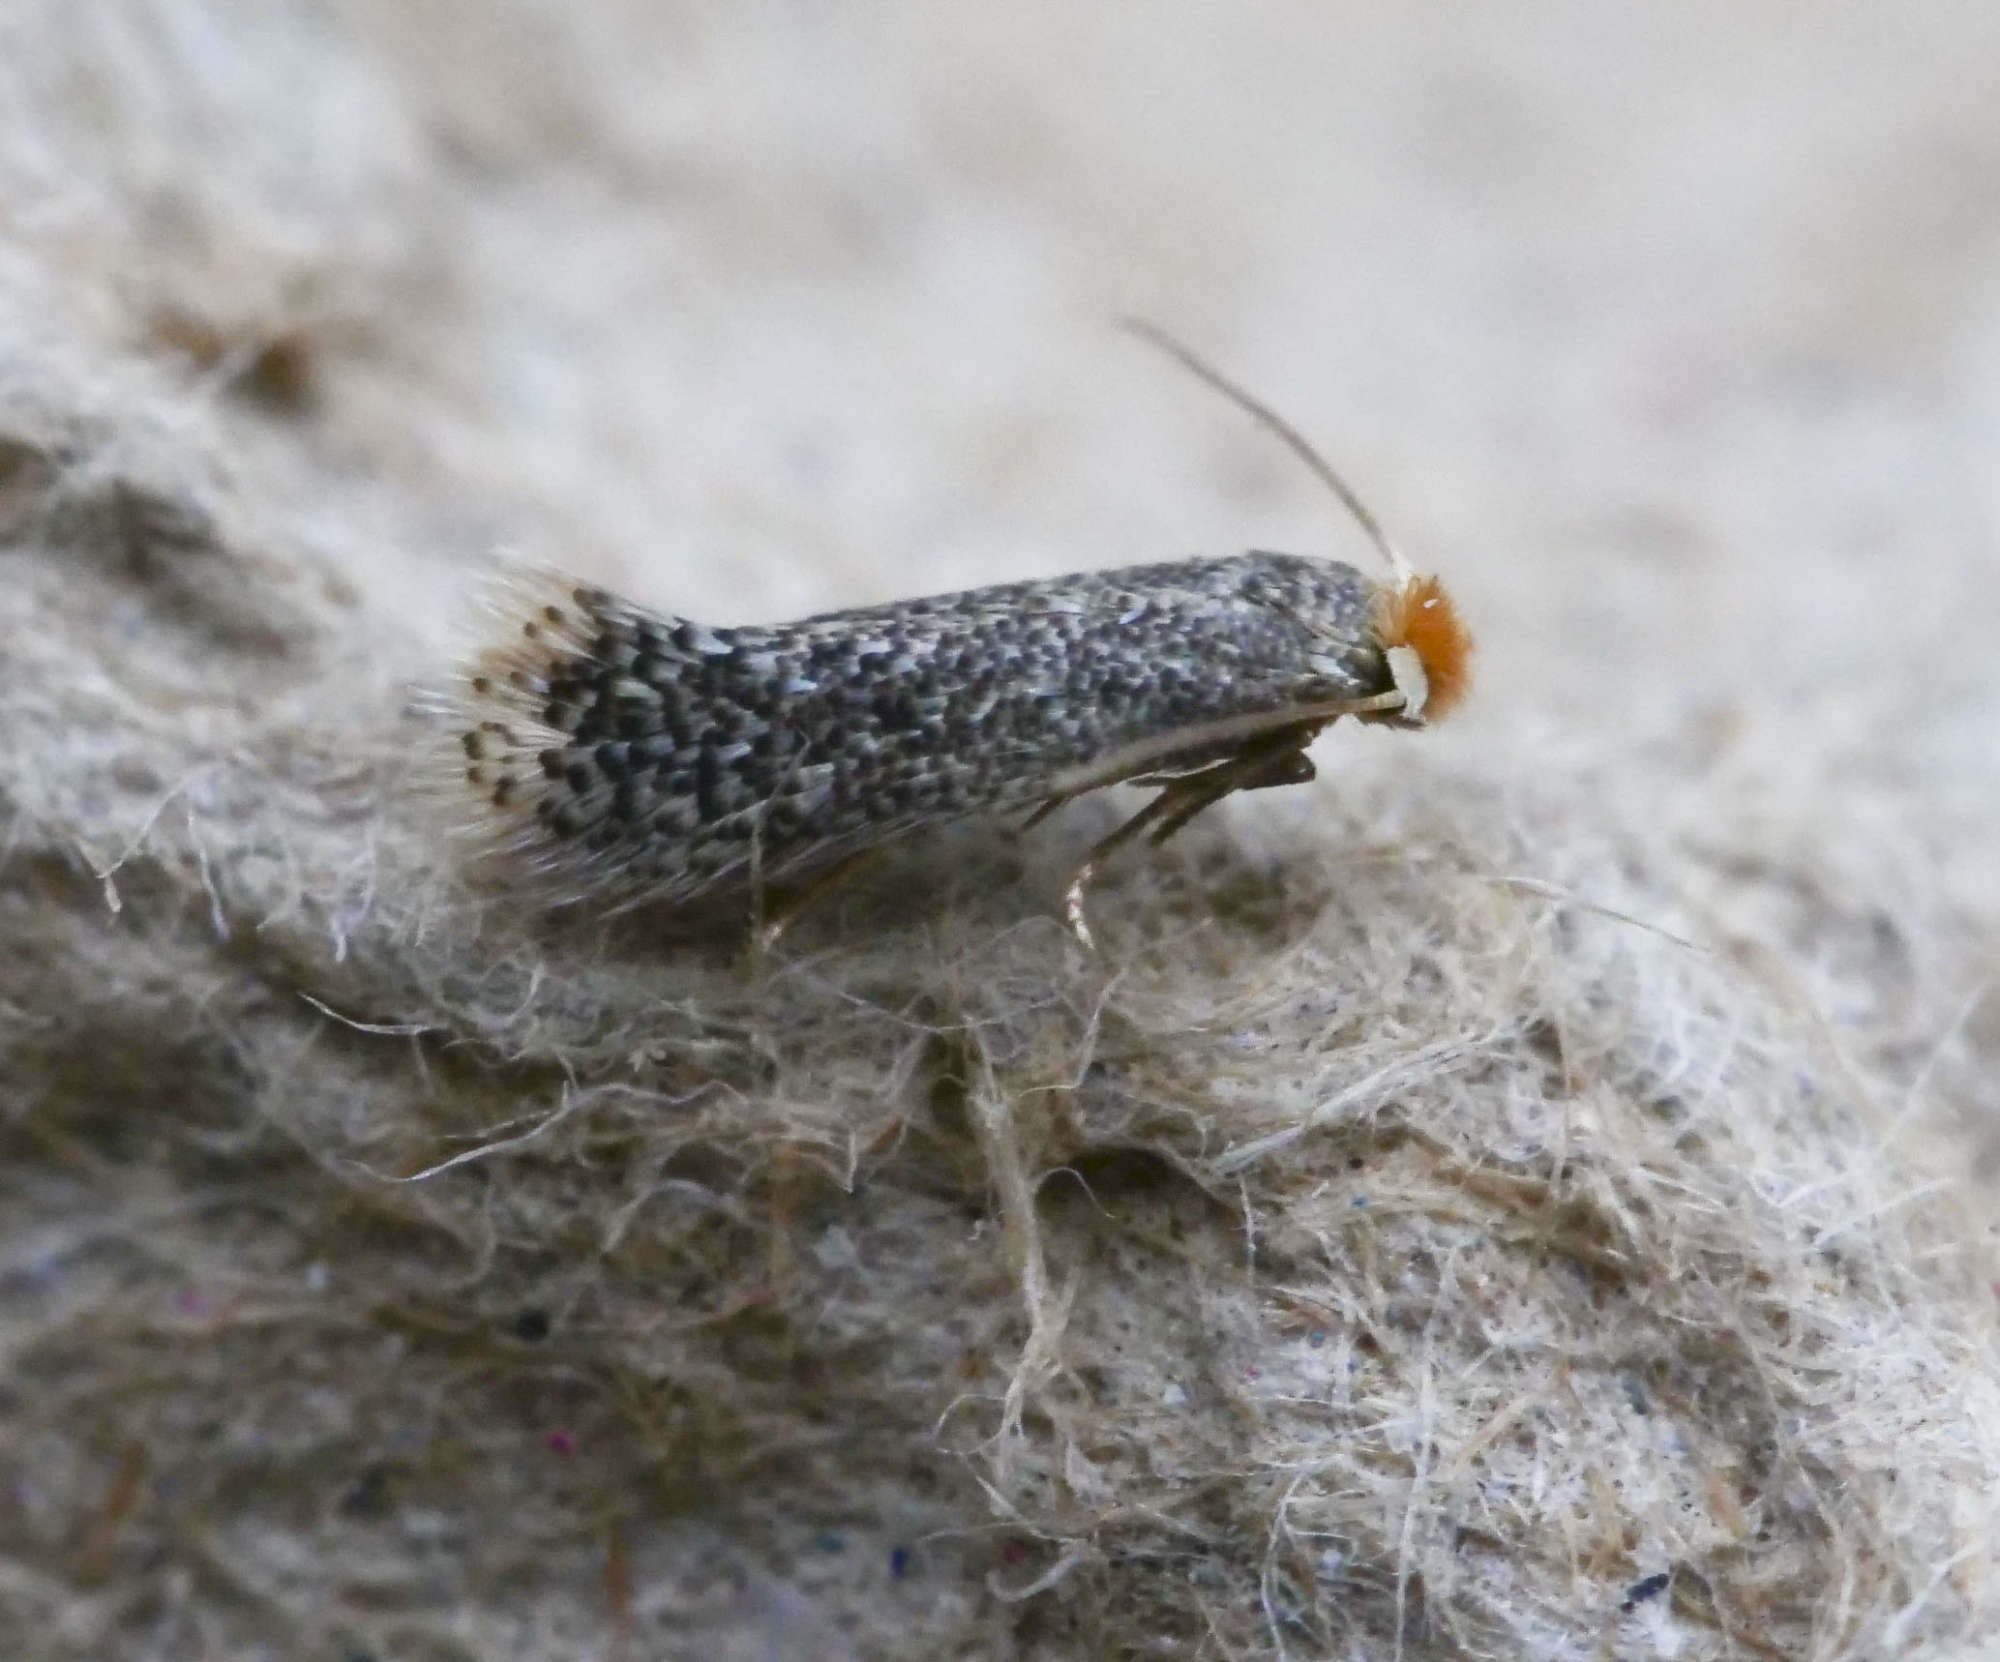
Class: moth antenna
1118,316,1415,586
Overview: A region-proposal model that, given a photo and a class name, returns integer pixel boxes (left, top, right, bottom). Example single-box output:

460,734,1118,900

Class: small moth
449,327,1471,938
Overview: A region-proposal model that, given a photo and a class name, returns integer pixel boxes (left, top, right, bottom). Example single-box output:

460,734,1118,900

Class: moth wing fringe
418,562,720,912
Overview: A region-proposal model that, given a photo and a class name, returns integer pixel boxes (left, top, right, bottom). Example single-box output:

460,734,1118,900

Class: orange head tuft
1377,574,1472,722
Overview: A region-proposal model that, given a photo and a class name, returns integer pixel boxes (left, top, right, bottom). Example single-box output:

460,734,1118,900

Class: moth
450,327,1471,940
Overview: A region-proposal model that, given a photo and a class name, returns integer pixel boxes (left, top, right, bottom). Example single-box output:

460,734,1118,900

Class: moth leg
1063,735,1316,948
1145,745,1314,846
1028,772,1192,834
752,846,886,954
1063,865,1101,950
1062,786,1193,950
1232,747,1317,792
1033,713,1330,838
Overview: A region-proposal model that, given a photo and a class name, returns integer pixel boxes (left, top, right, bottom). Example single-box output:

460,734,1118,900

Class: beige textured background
3,3,1999,1658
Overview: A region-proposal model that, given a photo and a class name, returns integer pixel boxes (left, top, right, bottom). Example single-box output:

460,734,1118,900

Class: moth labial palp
444,335,1472,941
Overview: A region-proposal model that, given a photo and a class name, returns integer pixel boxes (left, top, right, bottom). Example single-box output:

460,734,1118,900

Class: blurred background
7,0,1999,742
